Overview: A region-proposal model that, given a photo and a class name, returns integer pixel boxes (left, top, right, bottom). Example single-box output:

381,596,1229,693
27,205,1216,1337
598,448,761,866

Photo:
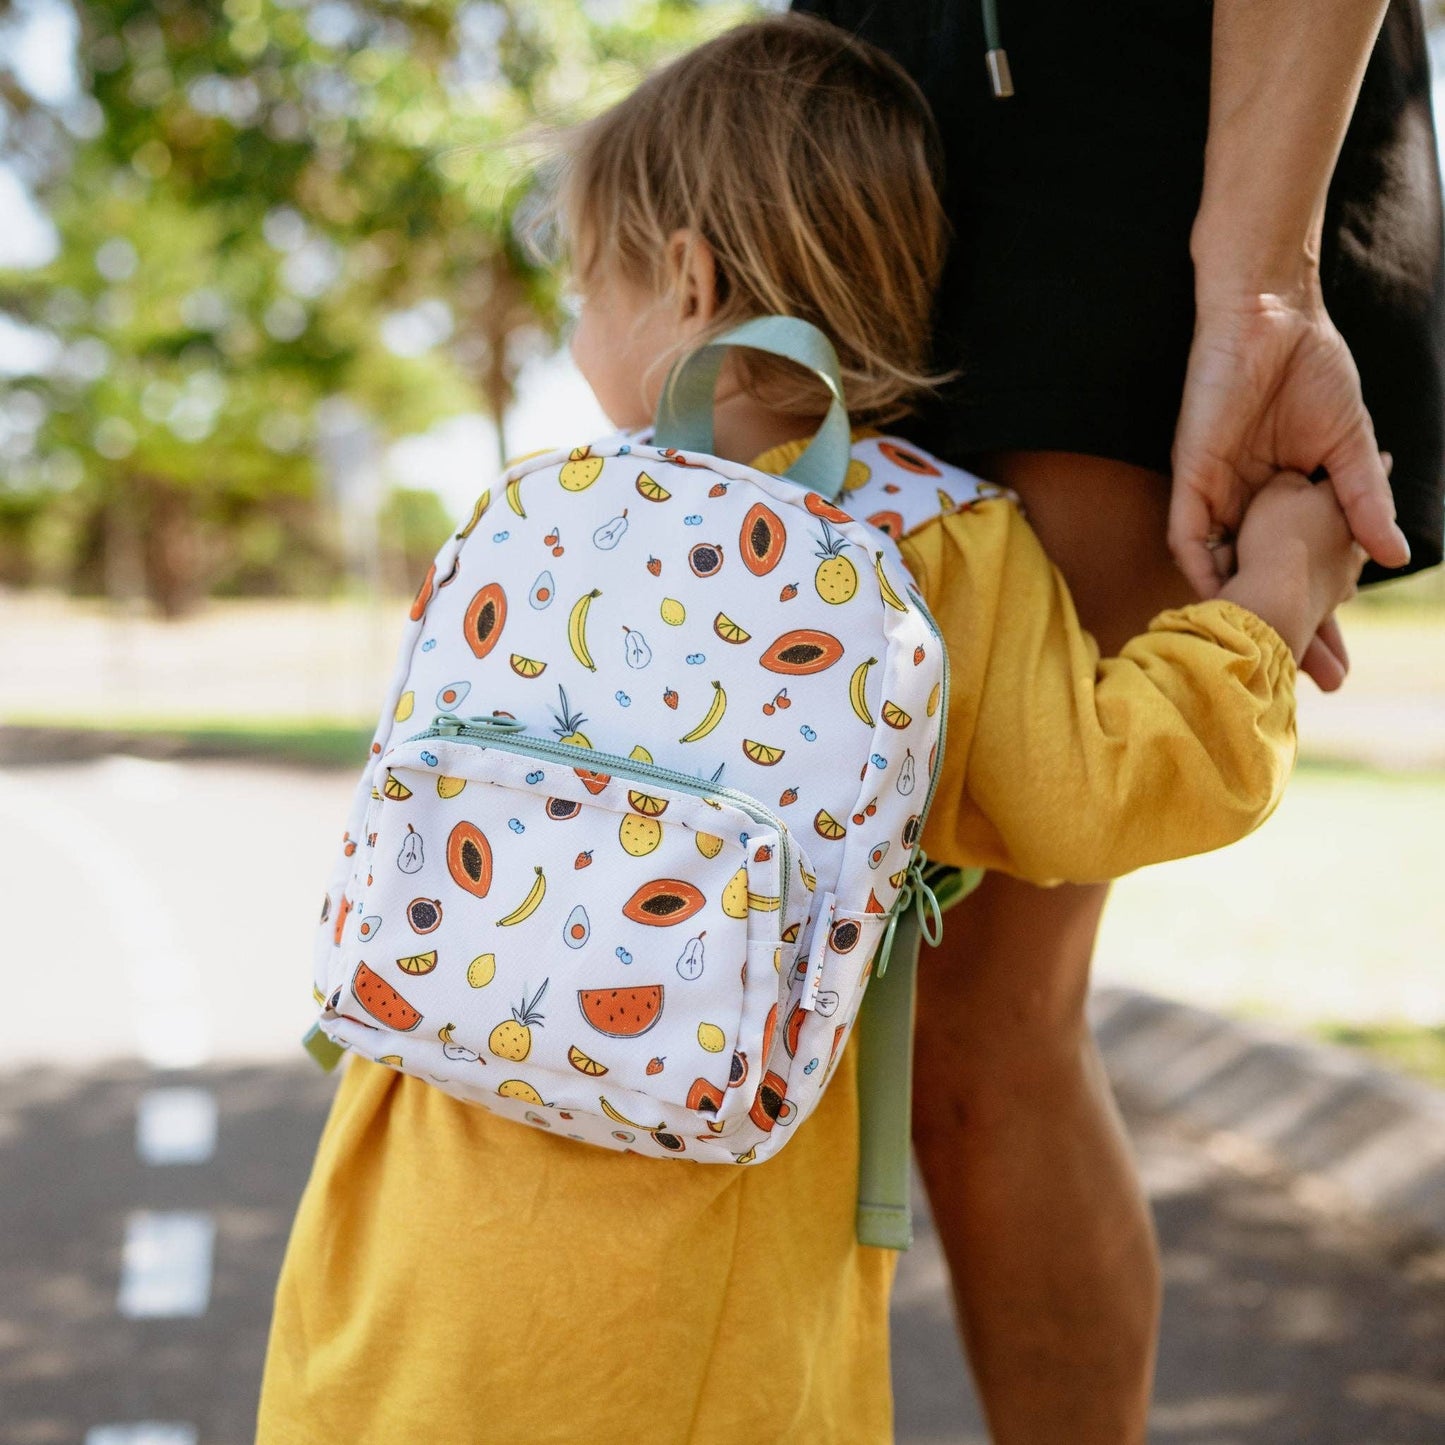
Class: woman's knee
913,871,1111,1083
969,449,1198,653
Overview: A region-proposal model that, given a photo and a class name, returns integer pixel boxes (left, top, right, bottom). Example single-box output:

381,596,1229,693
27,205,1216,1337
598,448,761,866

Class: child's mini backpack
304,319,991,1238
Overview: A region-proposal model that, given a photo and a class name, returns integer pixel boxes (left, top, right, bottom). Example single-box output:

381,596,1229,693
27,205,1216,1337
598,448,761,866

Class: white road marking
85,1426,199,1445
135,1089,218,1165
117,1212,215,1319
0,772,212,1068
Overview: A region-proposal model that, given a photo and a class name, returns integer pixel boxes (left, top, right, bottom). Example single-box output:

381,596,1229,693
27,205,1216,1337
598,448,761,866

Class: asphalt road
4,1063,1445,1444
3,756,1444,1443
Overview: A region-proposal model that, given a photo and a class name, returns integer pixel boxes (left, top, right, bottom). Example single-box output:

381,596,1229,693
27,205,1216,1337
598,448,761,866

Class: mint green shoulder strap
651,315,852,500
855,865,985,1250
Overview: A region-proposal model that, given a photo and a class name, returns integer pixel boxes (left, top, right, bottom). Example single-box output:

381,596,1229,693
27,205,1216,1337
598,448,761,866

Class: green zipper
405,714,792,922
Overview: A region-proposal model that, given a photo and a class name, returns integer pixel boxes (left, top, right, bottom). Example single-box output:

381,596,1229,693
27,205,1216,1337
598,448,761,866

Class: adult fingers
1321,422,1411,569
1167,481,1231,600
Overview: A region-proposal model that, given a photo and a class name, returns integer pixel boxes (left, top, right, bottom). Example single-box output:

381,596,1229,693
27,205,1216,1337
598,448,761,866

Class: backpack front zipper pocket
321,719,813,1148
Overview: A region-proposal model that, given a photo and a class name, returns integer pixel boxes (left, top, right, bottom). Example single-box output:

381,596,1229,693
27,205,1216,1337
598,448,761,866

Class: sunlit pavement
3,757,1445,1444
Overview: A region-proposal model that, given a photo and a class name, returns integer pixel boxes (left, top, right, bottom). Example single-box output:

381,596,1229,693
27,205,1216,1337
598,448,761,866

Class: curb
1090,985,1445,1247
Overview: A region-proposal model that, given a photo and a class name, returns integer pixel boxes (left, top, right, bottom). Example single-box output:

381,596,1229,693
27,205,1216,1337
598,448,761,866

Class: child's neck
710,388,828,469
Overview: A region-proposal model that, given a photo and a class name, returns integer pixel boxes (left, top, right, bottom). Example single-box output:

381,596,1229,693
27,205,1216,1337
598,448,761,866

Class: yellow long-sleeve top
900,497,1297,885
257,484,1297,1445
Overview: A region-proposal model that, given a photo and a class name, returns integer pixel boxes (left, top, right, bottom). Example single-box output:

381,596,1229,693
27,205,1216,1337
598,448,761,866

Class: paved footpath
3,1062,1445,1445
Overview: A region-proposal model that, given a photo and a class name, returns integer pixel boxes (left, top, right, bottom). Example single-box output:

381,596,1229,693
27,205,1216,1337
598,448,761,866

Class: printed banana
873,550,909,612
848,655,876,726
496,866,546,926
567,588,602,671
678,680,727,743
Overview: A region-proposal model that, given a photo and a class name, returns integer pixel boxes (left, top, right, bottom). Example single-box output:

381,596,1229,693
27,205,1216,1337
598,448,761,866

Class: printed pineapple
550,686,591,748
489,980,549,1061
812,522,858,604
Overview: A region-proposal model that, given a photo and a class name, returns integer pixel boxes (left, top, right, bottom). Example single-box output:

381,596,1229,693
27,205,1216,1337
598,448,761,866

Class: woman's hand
1168,289,1410,689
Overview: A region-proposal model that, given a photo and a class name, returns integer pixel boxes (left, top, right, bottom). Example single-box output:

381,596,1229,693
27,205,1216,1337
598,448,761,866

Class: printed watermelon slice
578,985,664,1039
353,962,423,1032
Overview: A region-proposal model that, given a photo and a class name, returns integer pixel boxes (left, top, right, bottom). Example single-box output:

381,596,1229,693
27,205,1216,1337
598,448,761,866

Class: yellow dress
256,467,1295,1444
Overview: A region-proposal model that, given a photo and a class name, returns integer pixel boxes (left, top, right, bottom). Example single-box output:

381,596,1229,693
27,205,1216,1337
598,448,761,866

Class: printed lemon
713,612,751,644
498,1079,545,1104
660,597,686,626
619,814,663,857
394,691,415,722
722,866,749,919
695,831,725,859
436,776,466,799
697,1022,726,1053
466,953,496,988
629,743,654,764
742,739,785,766
510,654,547,677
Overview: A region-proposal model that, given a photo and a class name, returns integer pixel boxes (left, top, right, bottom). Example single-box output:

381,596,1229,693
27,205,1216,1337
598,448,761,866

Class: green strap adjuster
303,1022,346,1072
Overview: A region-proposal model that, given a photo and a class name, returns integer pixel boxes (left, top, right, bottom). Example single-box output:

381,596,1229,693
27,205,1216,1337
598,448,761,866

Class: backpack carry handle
652,315,852,501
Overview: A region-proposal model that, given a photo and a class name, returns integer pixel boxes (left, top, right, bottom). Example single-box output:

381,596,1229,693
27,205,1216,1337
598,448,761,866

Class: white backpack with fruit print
304,319,991,1247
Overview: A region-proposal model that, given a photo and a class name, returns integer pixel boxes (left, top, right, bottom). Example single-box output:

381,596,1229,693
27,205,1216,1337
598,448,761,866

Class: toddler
257,15,1364,1442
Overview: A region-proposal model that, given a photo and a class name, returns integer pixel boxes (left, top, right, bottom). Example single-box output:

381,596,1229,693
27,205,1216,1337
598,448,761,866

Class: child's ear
666,229,719,334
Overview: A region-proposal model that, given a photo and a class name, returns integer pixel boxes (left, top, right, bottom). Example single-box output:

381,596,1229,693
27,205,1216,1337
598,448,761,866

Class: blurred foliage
0,0,747,615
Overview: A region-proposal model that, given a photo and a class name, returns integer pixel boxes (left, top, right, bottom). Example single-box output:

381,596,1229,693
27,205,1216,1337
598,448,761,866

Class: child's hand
1217,468,1370,665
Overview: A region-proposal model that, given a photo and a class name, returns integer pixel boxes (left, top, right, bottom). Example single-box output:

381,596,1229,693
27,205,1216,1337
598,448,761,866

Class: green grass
1,716,374,769
1313,1023,1445,1086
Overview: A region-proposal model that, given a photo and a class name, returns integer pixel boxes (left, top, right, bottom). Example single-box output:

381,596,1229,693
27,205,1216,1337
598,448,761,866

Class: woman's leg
911,450,1198,1445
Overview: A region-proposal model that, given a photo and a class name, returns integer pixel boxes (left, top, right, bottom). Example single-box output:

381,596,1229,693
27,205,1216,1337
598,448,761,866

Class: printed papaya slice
749,1070,789,1132
740,501,785,575
409,562,436,621
878,440,942,476
621,878,706,926
803,491,852,523
462,581,507,660
866,510,904,539
687,1077,726,1114
353,962,422,1032
575,768,611,796
759,629,845,675
446,821,493,898
762,1002,779,1060
784,1002,805,1058
578,985,664,1038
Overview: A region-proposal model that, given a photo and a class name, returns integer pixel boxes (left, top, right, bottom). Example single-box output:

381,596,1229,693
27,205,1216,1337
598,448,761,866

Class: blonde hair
555,13,949,427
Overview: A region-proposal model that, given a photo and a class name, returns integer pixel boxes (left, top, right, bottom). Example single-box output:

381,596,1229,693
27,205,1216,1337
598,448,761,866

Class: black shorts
794,0,1445,584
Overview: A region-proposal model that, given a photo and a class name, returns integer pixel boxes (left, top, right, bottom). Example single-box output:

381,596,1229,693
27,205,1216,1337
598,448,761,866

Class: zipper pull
461,713,527,733
433,712,463,735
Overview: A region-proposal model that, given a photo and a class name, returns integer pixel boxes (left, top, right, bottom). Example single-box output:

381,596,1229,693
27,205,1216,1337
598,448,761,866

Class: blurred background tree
0,0,744,615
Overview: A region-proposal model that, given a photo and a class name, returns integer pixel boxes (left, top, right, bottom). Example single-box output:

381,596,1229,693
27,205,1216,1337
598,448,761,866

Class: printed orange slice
713,612,751,643
742,739,785,766
568,1044,609,1077
881,700,913,729
813,809,847,840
